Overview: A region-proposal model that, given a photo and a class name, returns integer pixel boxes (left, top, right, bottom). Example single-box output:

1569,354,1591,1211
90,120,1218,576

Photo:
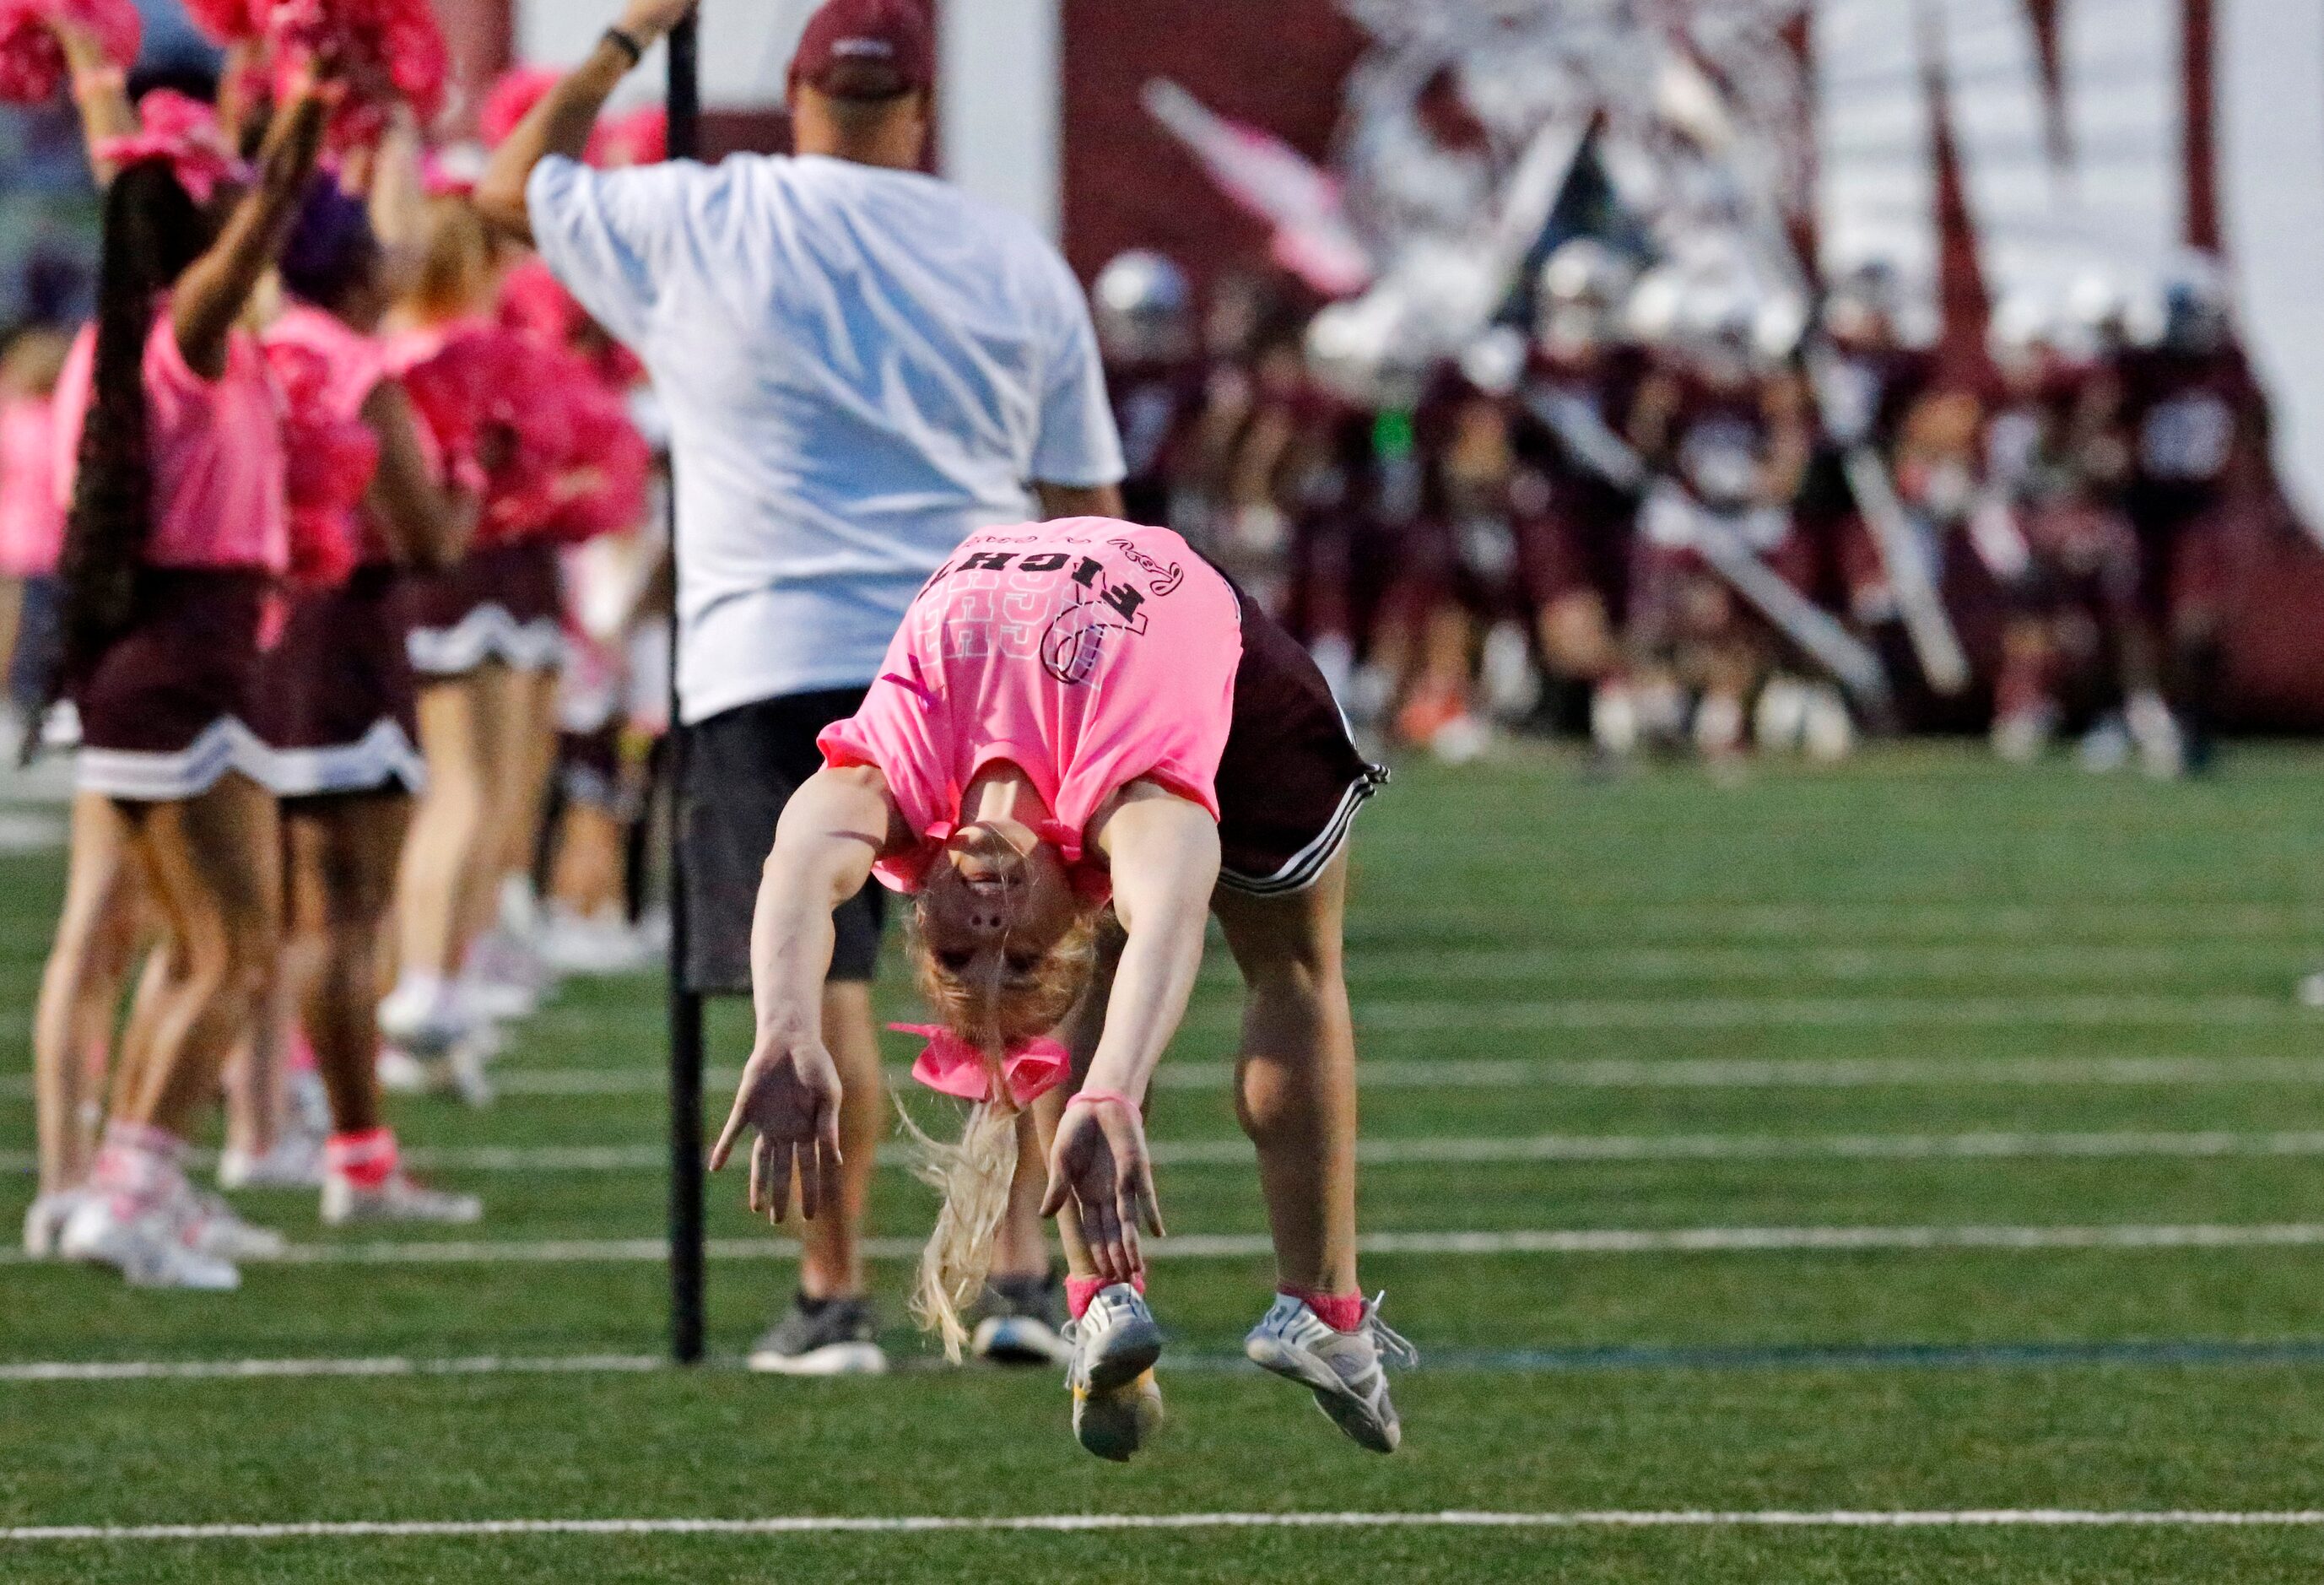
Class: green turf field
8,745,2324,1581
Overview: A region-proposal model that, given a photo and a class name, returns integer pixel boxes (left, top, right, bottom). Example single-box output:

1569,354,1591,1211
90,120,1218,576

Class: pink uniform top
820,518,1243,896
265,303,387,427
53,313,289,573
0,393,62,577
264,302,390,568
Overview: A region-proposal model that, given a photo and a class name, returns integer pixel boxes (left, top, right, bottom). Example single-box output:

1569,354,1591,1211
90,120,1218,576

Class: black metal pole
665,12,706,1367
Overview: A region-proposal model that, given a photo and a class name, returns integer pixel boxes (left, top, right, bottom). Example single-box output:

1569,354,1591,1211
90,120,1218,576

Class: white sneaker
463,929,548,1022
1062,1284,1165,1462
379,976,471,1058
538,906,656,977
59,1191,241,1290
178,1187,287,1262
376,1035,496,1107
1992,706,2056,765
1245,1292,1417,1453
22,1190,83,1258
2127,690,2186,780
219,1131,326,1191
322,1170,482,1226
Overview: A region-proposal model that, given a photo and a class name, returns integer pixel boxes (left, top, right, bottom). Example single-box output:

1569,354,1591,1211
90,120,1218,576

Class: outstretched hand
1040,1096,1165,1287
710,1033,845,1224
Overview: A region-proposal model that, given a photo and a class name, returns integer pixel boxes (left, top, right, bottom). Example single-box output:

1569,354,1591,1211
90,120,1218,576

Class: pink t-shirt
819,518,1243,895
0,393,62,577
53,312,289,573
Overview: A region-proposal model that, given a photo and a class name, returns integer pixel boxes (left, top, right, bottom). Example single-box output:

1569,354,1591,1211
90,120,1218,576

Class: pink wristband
1065,1088,1142,1122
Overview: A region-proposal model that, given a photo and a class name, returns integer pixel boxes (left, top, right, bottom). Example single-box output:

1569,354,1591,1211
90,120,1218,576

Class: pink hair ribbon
94,89,249,203
891,1024,1070,1109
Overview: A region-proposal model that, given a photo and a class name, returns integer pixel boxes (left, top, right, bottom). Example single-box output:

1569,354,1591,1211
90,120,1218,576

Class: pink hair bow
891,1025,1070,1109
95,89,250,203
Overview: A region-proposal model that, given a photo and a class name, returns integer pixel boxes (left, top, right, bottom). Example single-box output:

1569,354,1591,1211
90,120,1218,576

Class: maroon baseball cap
788,0,936,100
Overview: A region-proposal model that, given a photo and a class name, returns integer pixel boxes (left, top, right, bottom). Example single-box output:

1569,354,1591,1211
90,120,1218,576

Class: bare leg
395,674,494,981
116,774,282,1138
31,792,141,1193
794,979,884,1300
289,794,413,1136
491,666,560,902
1211,852,1359,1296
989,1112,1052,1280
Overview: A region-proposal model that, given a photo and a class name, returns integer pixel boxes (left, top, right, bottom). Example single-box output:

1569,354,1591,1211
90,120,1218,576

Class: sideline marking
14,1335,2324,1387
9,1510,2324,1542
22,1127,2324,1178
17,1222,2324,1269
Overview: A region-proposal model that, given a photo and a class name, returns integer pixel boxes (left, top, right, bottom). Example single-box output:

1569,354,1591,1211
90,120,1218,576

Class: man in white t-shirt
477,0,1125,1375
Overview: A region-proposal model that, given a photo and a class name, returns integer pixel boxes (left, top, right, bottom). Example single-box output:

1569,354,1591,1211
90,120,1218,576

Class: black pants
678,687,887,994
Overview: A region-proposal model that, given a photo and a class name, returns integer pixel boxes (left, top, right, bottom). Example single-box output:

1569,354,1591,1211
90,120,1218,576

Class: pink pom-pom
269,0,449,154
478,64,555,149
266,337,380,589
180,0,266,43
0,0,141,106
496,257,646,388
543,379,651,544
592,105,667,168
401,324,602,546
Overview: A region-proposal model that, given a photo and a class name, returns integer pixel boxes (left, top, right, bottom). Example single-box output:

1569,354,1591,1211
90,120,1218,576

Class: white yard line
15,1222,2324,1269
1343,942,2305,982
21,1128,2324,1179
231,1052,2324,1101
8,1510,2324,1542
1332,996,2290,1033
0,1354,662,1383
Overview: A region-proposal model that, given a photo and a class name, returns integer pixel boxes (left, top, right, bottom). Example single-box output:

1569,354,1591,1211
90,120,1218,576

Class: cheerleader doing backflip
49,66,335,1287
714,516,1412,1462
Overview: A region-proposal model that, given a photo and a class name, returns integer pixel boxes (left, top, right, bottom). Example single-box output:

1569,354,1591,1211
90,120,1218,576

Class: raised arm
47,14,136,186
710,764,900,1221
1040,786,1220,1281
473,0,698,245
358,380,478,571
170,79,332,381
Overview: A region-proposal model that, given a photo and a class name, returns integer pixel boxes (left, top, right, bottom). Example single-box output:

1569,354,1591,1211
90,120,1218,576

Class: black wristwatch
602,27,646,68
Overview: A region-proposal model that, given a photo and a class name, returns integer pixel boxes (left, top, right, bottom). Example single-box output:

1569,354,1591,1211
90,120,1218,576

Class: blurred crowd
1094,241,2281,777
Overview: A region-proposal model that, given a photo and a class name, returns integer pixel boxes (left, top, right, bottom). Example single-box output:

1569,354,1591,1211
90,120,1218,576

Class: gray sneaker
1245,1291,1417,1452
972,1270,1073,1367
747,1293,887,1377
1062,1283,1164,1462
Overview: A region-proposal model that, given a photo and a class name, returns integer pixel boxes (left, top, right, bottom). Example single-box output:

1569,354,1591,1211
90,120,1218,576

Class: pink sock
287,1026,319,1076
1284,1287,1365,1333
92,1122,186,1201
1065,1273,1146,1320
327,1128,398,1190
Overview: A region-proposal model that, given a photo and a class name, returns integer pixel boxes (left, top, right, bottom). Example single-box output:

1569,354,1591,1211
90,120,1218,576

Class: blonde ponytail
894,1065,1023,1362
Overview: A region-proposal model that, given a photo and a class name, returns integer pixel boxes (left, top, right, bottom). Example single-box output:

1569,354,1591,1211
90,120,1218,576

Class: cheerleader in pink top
223,176,484,1227
711,517,1408,1463
0,327,69,722
43,67,335,1290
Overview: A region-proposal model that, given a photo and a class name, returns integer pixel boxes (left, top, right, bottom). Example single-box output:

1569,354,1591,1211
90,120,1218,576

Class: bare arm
359,380,478,571
709,764,900,1219
473,0,699,244
1036,481,1126,521
170,84,331,381
1039,785,1219,1280
47,15,135,186
1078,787,1222,1103
746,765,894,1046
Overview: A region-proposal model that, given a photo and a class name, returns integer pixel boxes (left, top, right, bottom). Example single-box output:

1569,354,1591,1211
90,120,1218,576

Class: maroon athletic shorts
1213,582,1386,897
72,569,273,801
